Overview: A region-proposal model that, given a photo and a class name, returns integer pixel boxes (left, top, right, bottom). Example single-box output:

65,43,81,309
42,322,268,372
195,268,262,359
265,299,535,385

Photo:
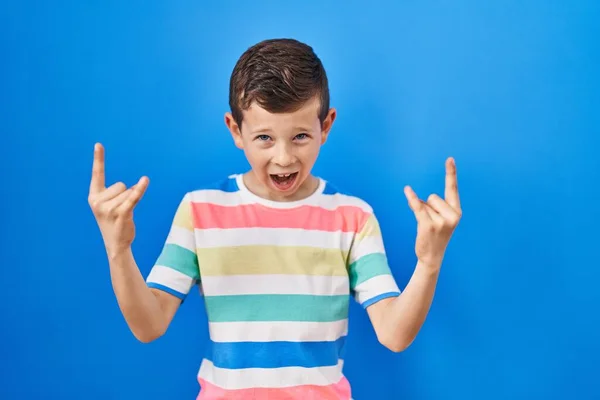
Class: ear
224,112,244,149
320,107,337,145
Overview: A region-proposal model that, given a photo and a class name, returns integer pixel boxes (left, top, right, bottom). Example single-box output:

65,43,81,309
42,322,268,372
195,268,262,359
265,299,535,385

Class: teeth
277,174,291,177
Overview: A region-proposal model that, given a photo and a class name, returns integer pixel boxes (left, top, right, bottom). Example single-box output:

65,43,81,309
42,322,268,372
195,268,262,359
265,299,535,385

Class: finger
95,181,127,203
89,143,106,195
104,185,135,211
427,193,459,221
404,186,431,222
444,157,461,212
419,199,445,224
117,176,149,212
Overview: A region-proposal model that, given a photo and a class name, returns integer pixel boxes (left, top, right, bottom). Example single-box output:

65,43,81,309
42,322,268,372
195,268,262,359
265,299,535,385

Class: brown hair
228,38,330,129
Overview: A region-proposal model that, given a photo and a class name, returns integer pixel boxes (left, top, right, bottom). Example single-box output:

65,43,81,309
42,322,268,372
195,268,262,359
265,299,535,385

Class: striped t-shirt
146,174,401,399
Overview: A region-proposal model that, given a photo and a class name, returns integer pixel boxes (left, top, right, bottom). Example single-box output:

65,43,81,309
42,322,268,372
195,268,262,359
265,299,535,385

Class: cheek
244,148,270,168
299,144,321,163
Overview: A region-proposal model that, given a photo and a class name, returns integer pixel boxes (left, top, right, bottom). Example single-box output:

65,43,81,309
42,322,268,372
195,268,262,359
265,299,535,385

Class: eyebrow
251,127,274,134
251,126,313,134
293,126,313,132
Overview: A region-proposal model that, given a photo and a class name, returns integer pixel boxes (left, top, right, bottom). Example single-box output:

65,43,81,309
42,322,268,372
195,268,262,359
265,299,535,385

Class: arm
109,190,199,343
367,157,462,352
108,247,182,343
88,143,197,344
366,260,440,352
347,212,403,351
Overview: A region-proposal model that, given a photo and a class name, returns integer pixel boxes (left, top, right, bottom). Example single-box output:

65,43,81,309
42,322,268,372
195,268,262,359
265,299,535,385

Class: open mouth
269,172,299,191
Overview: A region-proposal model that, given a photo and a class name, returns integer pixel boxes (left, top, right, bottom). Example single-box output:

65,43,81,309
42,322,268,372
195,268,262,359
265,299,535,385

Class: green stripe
156,243,199,280
204,294,349,322
349,252,392,288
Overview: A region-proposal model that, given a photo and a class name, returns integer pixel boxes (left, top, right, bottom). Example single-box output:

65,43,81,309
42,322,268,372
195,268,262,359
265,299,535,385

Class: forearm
383,260,441,351
107,247,166,342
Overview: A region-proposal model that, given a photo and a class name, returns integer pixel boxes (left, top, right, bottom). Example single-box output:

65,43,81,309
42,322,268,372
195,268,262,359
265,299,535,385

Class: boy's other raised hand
403,157,462,269
88,143,149,257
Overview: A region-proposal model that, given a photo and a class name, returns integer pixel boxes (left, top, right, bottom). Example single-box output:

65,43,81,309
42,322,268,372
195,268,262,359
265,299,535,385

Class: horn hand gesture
87,143,150,258
404,157,462,270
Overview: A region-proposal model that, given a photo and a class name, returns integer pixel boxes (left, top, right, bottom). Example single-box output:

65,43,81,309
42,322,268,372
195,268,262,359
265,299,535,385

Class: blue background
1,1,599,399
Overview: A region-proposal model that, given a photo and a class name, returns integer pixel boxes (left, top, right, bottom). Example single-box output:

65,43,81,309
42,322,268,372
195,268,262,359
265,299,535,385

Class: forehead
242,96,320,132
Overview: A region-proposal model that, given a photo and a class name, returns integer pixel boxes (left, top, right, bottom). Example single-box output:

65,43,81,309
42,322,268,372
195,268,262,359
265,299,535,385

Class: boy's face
225,95,336,202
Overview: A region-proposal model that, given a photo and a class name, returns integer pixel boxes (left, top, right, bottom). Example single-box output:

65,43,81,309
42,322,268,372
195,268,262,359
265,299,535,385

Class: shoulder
320,179,385,238
184,174,242,204
319,178,374,215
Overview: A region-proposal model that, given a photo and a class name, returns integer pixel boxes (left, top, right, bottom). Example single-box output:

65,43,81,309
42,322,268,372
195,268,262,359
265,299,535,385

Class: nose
273,143,295,167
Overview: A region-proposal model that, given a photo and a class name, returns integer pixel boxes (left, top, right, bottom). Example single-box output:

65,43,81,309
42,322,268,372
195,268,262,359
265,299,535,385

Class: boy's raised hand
88,143,149,257
404,157,462,269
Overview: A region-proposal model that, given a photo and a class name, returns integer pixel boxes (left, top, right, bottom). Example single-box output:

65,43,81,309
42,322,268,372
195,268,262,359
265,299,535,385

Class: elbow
379,334,414,353
387,341,411,353
135,334,159,344
382,340,409,353
132,327,165,344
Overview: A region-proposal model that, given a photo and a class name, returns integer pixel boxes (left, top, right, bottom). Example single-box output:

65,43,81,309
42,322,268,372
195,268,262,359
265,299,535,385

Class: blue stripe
147,282,186,301
207,336,347,369
194,176,239,192
322,181,340,195
361,291,401,308
322,180,359,197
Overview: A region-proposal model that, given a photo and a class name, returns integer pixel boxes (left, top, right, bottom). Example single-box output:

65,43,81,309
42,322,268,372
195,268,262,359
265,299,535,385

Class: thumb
404,185,429,222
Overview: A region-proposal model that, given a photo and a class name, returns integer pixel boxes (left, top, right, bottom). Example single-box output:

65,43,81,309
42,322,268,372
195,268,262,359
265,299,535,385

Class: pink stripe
191,203,370,232
197,377,352,400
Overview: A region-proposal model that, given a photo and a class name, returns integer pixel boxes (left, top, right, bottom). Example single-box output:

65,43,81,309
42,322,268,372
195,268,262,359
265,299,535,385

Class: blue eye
295,133,308,140
257,135,271,141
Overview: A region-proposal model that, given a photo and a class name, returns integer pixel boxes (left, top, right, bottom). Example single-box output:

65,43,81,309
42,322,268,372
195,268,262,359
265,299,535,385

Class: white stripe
348,236,386,264
320,192,373,212
166,225,195,253
201,274,350,296
146,265,195,294
190,189,244,206
195,227,355,250
189,182,373,212
209,320,348,343
198,359,345,390
354,274,401,305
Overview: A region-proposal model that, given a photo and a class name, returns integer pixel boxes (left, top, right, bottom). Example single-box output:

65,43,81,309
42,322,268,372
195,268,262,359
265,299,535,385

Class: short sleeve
146,193,200,301
348,212,401,308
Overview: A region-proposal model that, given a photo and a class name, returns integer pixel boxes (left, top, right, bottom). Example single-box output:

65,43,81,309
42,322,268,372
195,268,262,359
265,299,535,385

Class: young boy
88,38,462,399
